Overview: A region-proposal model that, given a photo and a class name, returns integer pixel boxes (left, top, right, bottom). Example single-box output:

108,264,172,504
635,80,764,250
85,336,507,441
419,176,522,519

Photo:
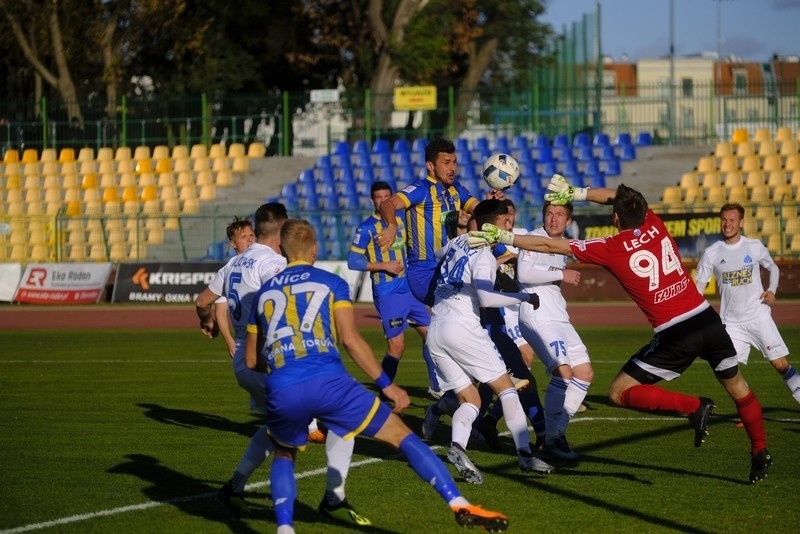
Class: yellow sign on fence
393,86,437,110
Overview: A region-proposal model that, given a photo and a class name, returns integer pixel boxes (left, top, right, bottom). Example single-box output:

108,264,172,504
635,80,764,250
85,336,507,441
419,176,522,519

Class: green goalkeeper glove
543,174,588,205
466,223,515,249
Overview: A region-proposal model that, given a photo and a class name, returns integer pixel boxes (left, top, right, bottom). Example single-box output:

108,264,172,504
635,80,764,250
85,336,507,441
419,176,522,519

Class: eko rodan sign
112,262,224,303
14,263,112,304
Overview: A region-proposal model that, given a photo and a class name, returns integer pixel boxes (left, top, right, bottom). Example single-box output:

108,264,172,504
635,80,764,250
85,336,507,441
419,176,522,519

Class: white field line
5,414,798,533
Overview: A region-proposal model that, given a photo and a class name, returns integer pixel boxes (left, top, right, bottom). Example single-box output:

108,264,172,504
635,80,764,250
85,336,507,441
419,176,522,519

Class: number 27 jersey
569,209,706,331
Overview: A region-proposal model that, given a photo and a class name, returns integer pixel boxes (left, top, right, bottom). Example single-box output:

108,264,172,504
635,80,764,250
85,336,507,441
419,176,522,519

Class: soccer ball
482,153,520,190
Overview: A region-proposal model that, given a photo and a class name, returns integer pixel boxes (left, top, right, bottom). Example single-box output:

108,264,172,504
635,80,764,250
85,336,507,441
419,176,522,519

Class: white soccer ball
482,153,520,191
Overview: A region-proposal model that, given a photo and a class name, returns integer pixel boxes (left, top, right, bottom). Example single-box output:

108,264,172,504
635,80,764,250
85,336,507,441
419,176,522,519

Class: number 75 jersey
568,209,706,331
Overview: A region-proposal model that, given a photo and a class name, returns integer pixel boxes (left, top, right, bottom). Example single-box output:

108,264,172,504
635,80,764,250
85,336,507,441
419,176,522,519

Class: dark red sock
735,391,767,455
620,384,701,415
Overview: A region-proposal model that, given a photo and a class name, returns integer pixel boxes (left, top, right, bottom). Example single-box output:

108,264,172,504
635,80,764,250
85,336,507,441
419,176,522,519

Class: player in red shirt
467,176,771,483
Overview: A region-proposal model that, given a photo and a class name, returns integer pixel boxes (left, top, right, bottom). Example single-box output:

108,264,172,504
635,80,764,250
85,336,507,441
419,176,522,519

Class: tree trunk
101,16,119,119
455,38,498,131
48,5,83,126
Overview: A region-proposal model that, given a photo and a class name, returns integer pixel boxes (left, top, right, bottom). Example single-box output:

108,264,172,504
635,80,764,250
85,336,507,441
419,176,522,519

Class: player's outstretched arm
195,287,220,338
375,195,405,252
334,305,410,412
214,301,236,357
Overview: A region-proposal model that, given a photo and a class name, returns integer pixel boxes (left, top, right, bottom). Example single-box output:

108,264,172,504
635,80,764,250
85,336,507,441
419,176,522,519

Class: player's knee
607,386,625,407
771,357,789,374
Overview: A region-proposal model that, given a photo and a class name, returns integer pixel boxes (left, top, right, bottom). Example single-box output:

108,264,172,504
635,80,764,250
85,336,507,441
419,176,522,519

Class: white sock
308,418,319,433
498,388,530,452
451,403,480,449
232,424,273,492
783,365,800,403
544,377,568,441
324,431,354,504
560,377,591,435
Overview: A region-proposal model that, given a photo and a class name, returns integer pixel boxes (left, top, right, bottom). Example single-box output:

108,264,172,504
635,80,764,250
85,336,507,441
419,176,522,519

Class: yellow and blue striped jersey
246,261,351,388
349,212,407,295
396,176,478,263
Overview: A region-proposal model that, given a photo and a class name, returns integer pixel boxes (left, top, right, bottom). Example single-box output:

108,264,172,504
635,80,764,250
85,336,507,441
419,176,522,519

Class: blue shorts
374,289,431,338
266,373,392,448
406,261,439,307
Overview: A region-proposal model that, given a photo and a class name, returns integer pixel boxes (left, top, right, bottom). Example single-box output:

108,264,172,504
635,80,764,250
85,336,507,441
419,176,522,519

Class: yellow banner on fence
393,86,437,110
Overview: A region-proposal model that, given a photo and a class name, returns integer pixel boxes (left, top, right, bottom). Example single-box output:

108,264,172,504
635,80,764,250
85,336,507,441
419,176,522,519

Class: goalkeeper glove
466,223,515,249
544,174,588,205
526,292,540,310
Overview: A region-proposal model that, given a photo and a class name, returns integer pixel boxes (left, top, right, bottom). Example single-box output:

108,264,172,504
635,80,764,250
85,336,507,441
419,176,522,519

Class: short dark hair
473,198,510,230
720,203,745,218
371,181,392,195
613,184,648,229
253,202,288,238
542,200,573,220
226,216,253,240
424,137,456,164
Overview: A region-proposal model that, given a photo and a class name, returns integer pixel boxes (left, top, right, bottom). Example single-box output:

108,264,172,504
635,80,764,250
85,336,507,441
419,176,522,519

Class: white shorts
427,318,507,393
725,317,789,364
518,317,590,375
233,342,268,413
503,304,528,347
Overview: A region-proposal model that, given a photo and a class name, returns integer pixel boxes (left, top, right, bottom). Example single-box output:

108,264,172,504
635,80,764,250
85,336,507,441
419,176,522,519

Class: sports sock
619,384,701,415
436,392,460,417
544,377,568,441
781,365,800,403
398,433,462,503
498,388,530,452
421,344,441,392
231,424,273,492
324,431,354,504
271,456,296,528
734,391,767,455
381,353,401,381
519,388,545,436
308,419,319,433
560,377,591,435
451,402,480,449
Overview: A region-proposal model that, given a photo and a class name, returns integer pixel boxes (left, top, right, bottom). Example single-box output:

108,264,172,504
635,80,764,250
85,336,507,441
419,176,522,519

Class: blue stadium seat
615,132,632,146
552,134,570,149
341,191,360,210
513,135,530,151
619,144,637,161
398,166,418,188
562,159,581,177
514,147,535,166
353,151,372,167
316,155,332,169
338,166,355,184
582,158,601,177
455,138,470,152
412,138,428,152
556,146,575,162
281,182,298,200
373,151,393,168
299,168,315,183
394,151,413,168
540,160,558,177
321,192,340,210
598,145,617,161
353,139,370,156
635,132,653,146
533,134,550,150
331,141,351,168
393,139,410,154
586,171,606,189
457,149,473,167
475,137,490,153
603,158,622,176
594,133,611,147
576,145,595,162
372,139,390,155
340,180,358,197
357,165,375,183
494,137,511,153
536,145,554,163
573,132,591,148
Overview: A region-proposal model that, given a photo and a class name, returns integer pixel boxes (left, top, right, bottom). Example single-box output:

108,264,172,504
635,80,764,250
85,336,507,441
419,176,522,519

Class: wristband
375,372,392,389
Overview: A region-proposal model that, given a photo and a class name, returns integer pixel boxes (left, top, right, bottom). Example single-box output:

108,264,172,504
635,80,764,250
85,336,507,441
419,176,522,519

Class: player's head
500,199,517,225
424,137,457,187
720,202,745,240
254,202,288,239
612,184,647,230
473,198,512,233
542,201,573,238
370,181,393,211
279,218,317,263
226,216,255,254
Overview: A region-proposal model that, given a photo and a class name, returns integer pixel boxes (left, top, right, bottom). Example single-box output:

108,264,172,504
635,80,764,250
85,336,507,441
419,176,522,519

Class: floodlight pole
669,0,676,143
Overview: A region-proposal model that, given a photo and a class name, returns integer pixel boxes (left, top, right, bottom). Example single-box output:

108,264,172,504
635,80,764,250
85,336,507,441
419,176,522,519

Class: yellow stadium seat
209,144,226,159
785,217,800,237
154,158,172,174
68,244,87,261
172,145,189,159
232,156,249,173
89,243,107,261
181,197,199,214
133,146,151,161
736,141,755,158
772,183,791,202
754,205,776,220
21,148,38,163
78,147,94,161
718,155,739,174
157,172,175,187
216,169,233,186
102,186,120,203
96,159,114,175
123,200,140,215
697,156,716,174
196,171,213,186
176,171,193,186
741,156,761,173
62,173,79,189
81,173,98,189
3,149,20,164
41,161,58,177
179,185,197,201
212,157,228,172
97,147,114,161
40,148,57,163
119,172,136,188
43,188,61,203
4,162,20,177
142,199,160,214
159,185,178,201
99,173,116,188
65,201,82,216
78,160,96,175
60,161,78,175
22,162,39,177
786,155,800,173
754,127,772,143
761,155,782,173
23,174,41,190
138,173,156,187
109,243,128,262
702,172,721,188
228,143,246,158
63,188,81,203
104,199,121,215
765,234,783,256
662,186,682,204
84,200,103,215
749,185,770,203
714,142,733,159
173,158,190,173
780,139,798,157
745,171,765,188
790,171,800,187
5,174,21,190
152,145,170,160
117,159,134,174
140,186,158,202
758,140,777,157
728,185,748,204
193,158,210,172
163,199,180,216
147,225,165,246
135,159,153,174
732,128,749,145
24,188,41,204
6,201,24,215
776,127,793,142
83,188,101,203
190,144,207,159
199,184,216,200
58,148,75,163
121,185,138,203
248,143,265,158
766,171,787,187
684,186,704,204
26,201,43,215
115,147,132,161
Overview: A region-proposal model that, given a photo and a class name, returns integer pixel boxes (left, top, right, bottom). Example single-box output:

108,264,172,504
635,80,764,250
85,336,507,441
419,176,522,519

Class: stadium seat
758,140,777,157
705,186,726,205
190,144,207,159
552,134,569,149
714,142,733,159
775,126,793,143
728,185,748,204
3,149,20,164
761,156,782,175
745,171,765,188
172,145,189,159
697,156,716,174
21,148,38,163
736,141,755,158
702,172,722,188
722,171,742,188
749,184,770,203
573,132,591,148
753,127,772,144
619,144,636,161
718,155,739,174
740,156,761,173
780,139,798,157
679,172,699,189
576,146,595,162
635,132,652,146
731,128,749,145
598,132,615,147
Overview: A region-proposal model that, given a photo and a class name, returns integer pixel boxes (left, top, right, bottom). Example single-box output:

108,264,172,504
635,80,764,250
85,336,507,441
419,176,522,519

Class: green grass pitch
1,326,799,533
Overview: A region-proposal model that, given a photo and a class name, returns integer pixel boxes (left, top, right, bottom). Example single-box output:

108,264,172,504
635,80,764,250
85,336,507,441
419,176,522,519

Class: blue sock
270,456,296,528
381,353,401,381
421,344,440,390
399,433,461,503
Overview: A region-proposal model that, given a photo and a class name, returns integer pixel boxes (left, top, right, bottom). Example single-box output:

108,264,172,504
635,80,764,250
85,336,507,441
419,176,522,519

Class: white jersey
695,236,778,325
431,235,497,325
516,227,570,323
209,242,287,372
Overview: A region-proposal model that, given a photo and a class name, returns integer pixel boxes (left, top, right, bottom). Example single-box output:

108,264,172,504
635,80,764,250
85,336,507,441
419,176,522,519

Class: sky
541,0,800,62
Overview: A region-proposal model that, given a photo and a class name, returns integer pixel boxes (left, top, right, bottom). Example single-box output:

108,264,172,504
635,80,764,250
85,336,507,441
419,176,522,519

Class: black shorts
622,307,738,384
